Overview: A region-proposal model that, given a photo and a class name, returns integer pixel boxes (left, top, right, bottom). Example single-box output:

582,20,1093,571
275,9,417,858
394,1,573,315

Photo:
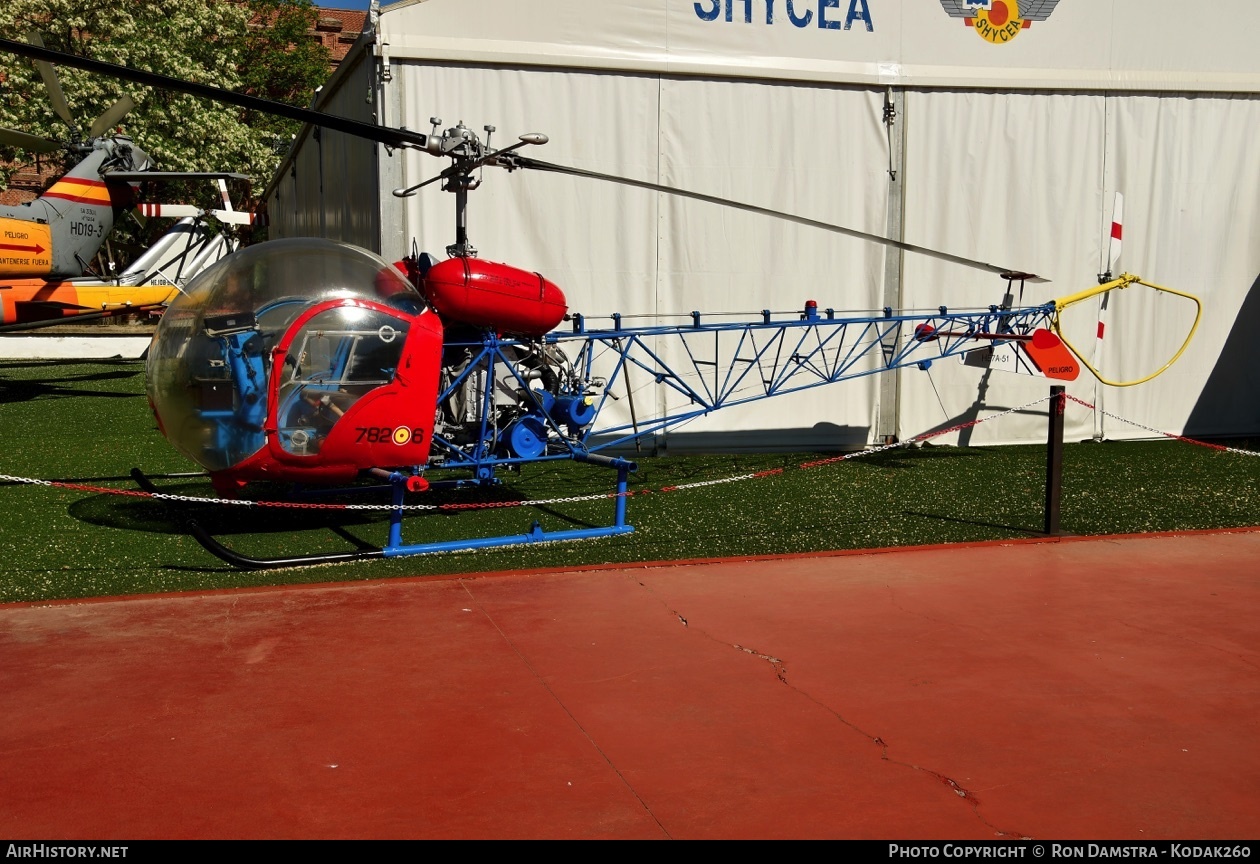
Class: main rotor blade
88,94,136,138
26,31,75,129
0,37,433,153
513,155,1044,281
107,171,251,181
0,126,62,153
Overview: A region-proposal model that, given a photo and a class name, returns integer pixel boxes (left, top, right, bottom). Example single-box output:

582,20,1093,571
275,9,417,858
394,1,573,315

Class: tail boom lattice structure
428,300,1061,474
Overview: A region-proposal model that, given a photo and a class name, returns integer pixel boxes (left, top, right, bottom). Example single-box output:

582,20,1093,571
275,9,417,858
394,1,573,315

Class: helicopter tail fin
27,142,144,278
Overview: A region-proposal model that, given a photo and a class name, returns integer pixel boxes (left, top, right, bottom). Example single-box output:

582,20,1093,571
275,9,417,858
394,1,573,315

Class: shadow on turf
61,477,604,569
626,442,991,488
0,361,144,403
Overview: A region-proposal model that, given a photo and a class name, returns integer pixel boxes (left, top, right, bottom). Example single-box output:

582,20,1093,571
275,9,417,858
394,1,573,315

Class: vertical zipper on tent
878,86,906,446
883,87,898,182
654,75,667,455
1093,92,1118,441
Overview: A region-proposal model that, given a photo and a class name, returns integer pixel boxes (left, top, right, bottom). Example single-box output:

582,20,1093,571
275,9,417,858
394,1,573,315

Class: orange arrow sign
0,242,47,255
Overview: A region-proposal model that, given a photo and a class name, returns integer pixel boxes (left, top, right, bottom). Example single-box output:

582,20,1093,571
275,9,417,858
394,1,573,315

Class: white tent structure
265,0,1260,451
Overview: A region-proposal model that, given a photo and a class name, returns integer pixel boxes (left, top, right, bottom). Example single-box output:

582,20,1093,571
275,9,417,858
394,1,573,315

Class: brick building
312,9,368,66
0,164,47,207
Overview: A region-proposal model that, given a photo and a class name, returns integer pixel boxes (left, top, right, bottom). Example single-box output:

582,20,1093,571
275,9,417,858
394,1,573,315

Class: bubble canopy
146,239,426,474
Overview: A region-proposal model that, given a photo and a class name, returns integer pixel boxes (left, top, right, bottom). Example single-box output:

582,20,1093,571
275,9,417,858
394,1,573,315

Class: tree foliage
0,0,332,186
241,0,335,124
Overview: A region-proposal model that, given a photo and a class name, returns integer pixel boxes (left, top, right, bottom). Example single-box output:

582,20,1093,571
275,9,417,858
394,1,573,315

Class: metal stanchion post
1045,385,1066,535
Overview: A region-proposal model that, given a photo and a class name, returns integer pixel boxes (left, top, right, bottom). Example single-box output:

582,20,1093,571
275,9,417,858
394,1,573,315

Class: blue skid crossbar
133,452,637,570
379,453,637,558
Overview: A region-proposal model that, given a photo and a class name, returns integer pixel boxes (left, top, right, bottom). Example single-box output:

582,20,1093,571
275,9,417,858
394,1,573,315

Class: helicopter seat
185,326,268,469
276,384,349,456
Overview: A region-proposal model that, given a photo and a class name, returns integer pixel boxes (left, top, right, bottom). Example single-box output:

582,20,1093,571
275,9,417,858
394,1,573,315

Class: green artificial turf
1,358,1257,603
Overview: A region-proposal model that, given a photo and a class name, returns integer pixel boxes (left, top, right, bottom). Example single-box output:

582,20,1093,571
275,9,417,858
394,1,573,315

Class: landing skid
131,457,637,570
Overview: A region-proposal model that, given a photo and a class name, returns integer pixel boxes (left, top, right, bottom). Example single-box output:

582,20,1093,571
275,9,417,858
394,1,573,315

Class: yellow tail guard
1052,274,1202,387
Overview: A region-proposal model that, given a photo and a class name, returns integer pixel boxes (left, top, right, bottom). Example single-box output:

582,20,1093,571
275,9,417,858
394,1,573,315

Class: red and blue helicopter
1,37,1202,568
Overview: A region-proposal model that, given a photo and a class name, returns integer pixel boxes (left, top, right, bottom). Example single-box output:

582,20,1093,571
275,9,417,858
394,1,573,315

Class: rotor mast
391,119,550,259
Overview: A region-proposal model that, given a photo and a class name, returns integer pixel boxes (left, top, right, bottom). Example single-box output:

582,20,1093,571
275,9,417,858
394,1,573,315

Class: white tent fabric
1102,93,1260,440
896,89,1260,445
377,0,1260,93
898,89,1108,446
651,77,886,449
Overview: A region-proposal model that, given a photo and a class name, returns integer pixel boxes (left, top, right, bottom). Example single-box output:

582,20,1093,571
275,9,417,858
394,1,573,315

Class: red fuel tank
422,256,567,337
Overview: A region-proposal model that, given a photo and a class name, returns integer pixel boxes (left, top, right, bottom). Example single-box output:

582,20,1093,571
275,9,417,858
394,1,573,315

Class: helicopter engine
388,252,597,464
433,336,598,461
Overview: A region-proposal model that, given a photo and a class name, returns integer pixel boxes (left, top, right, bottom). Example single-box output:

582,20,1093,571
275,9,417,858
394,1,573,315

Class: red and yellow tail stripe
43,177,126,207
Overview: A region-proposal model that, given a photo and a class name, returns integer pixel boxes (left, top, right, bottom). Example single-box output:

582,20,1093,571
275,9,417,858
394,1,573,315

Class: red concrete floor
2,530,1258,840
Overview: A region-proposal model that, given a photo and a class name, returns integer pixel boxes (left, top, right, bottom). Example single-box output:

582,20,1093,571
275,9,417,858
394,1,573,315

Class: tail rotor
1094,191,1124,356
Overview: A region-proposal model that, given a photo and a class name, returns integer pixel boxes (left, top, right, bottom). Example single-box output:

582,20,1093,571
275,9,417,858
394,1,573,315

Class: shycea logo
693,0,875,32
938,1,1061,44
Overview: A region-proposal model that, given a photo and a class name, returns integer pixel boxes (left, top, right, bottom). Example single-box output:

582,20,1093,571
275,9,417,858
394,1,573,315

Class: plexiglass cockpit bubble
146,238,425,473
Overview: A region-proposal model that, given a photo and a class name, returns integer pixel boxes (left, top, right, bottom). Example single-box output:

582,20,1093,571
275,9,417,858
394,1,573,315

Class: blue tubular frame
427,333,566,475
563,302,1056,453
427,302,1059,474
379,453,637,558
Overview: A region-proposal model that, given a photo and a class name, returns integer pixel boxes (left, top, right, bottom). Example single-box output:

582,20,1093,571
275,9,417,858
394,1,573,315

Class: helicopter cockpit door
269,300,414,458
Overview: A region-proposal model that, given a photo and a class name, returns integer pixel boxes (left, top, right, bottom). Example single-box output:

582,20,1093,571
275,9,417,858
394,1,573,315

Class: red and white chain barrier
1066,395,1259,457
1,394,1254,512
